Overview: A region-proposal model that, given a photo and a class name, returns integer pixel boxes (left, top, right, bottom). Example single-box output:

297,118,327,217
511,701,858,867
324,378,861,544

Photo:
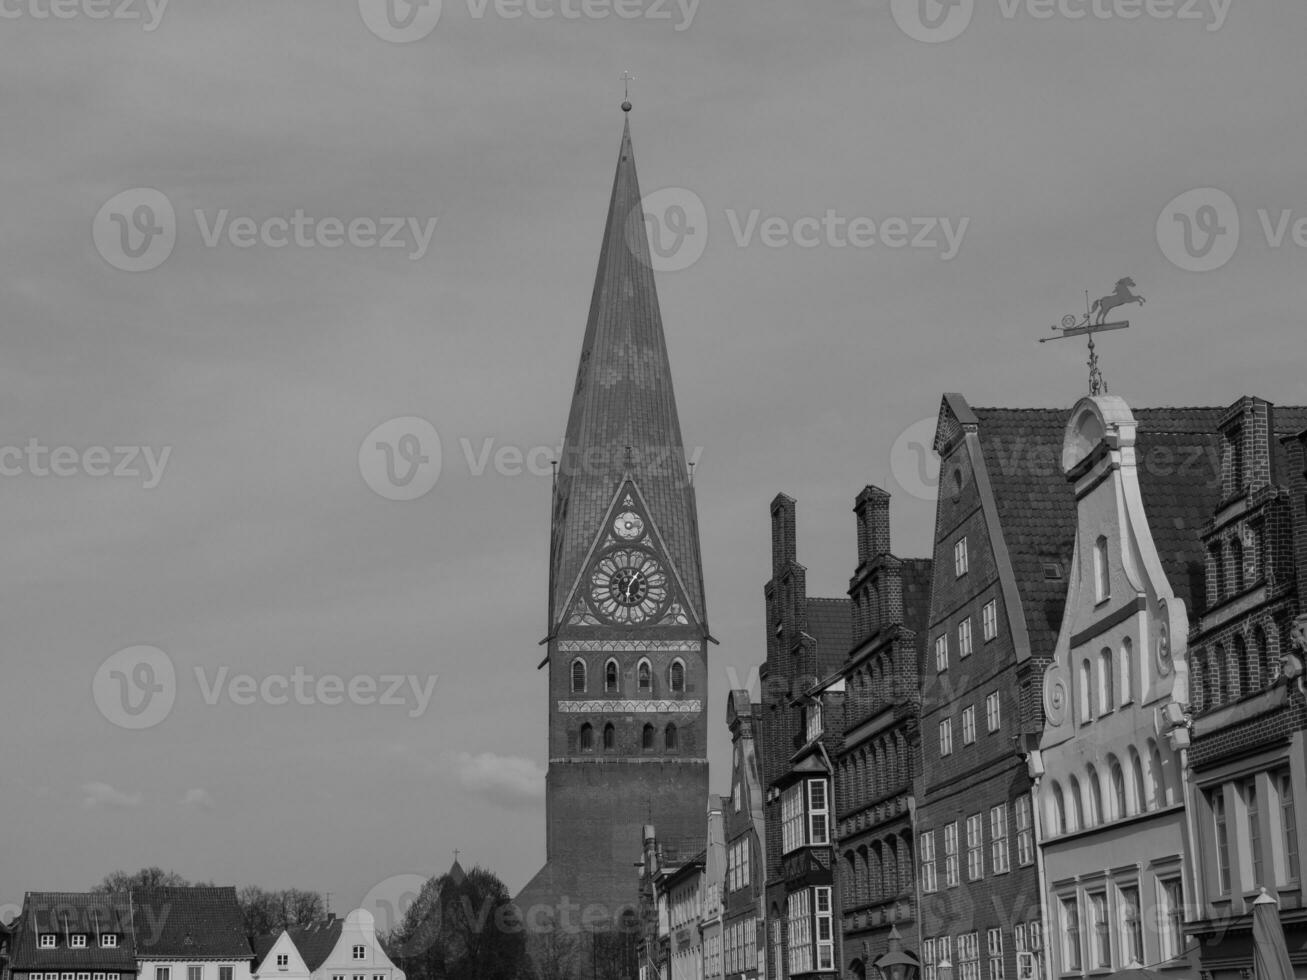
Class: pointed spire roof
550,113,705,627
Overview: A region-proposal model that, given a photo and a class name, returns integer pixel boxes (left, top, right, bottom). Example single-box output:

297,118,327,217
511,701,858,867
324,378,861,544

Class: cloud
445,752,545,810
81,782,143,810
180,788,215,810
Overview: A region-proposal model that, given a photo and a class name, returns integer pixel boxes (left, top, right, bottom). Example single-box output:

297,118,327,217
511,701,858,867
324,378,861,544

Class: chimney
771,494,797,574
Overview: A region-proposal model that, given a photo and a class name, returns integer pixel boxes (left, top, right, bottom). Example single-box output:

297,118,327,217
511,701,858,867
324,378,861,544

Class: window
785,890,813,976
642,723,654,751
1060,895,1082,971
101,935,118,949
1278,770,1301,882
990,804,1010,873
936,634,949,672
805,702,823,743
1130,749,1147,813
1098,647,1114,715
962,705,977,745
664,723,677,751
637,658,651,691
945,821,960,887
987,928,1005,980
276,956,288,970
967,813,984,880
1245,778,1265,887
189,968,202,980
955,537,969,576
1110,756,1128,819
1088,891,1110,968
1069,775,1084,831
1119,884,1143,966
604,659,618,692
958,931,980,980
1212,543,1227,600
1151,746,1167,808
40,935,56,949
1158,878,1184,962
1094,535,1110,602
986,692,1001,733
353,946,366,961
570,658,586,692
959,618,973,658
1232,536,1245,592
70,936,87,949
579,722,594,751
603,722,615,752
158,970,172,980
1087,766,1103,825
1015,796,1033,865
808,779,830,845
78,974,89,980
921,831,938,893
1212,789,1232,893
669,659,685,694
939,718,954,757
219,970,232,980
924,939,937,980
814,886,834,970
1080,659,1094,723
982,599,998,642
1051,782,1067,836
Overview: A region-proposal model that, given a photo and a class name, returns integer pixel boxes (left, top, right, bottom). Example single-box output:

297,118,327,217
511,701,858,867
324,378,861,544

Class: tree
380,866,526,980
93,868,191,893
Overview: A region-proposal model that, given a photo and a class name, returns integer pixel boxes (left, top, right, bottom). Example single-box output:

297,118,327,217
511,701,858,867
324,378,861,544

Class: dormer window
70,936,87,949
276,955,289,970
352,946,366,961
40,935,56,949
101,936,118,949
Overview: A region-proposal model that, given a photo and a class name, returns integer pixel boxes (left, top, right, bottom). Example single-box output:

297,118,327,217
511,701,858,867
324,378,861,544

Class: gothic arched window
571,659,586,693
579,723,594,752
670,660,686,694
638,658,652,692
603,723,616,752
605,659,619,694
642,723,655,751
664,723,678,751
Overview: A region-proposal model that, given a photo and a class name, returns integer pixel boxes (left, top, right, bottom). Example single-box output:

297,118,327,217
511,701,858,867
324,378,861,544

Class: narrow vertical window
954,537,969,577
1119,885,1143,966
669,659,686,694
637,658,651,692
570,658,586,693
603,722,616,752
1080,659,1094,723
1246,778,1264,887
1120,637,1134,704
1212,790,1232,894
1098,648,1114,715
579,723,594,752
1280,771,1301,882
664,723,678,751
1061,896,1082,972
604,659,618,693
642,723,654,751
1094,535,1110,602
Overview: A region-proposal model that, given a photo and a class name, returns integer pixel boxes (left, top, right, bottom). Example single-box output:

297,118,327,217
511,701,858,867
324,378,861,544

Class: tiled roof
551,117,705,626
279,919,341,973
969,402,1307,660
9,893,137,971
131,888,251,960
805,597,852,675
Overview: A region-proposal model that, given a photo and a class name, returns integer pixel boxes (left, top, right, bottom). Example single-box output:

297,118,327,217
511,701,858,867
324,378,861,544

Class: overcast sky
1,0,1305,922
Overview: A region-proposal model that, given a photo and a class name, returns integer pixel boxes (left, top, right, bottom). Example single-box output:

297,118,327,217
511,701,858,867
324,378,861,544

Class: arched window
605,659,619,693
1234,634,1249,701
1068,776,1084,831
1109,756,1128,819
571,658,587,693
869,842,884,902
1213,645,1229,707
1080,659,1095,723
1149,743,1166,808
1254,626,1271,690
1193,652,1208,712
664,723,678,751
579,723,594,752
1129,748,1147,814
1051,782,1067,835
1098,648,1114,715
1094,535,1110,602
642,723,655,751
603,723,615,752
637,658,652,692
884,838,898,897
1120,637,1134,705
1231,536,1245,593
1211,542,1226,600
1086,766,1103,826
669,660,686,694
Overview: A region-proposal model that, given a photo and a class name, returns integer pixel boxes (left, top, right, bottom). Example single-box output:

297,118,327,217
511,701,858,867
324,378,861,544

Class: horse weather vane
1040,277,1146,396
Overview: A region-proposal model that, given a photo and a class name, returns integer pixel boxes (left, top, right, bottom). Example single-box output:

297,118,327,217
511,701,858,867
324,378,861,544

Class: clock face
590,549,669,624
613,511,645,541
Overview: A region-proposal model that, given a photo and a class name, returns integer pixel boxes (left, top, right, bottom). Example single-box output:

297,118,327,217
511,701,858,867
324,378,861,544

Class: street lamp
873,925,919,980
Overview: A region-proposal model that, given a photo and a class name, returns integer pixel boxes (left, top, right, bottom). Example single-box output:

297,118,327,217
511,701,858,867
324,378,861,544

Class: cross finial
621,71,635,111
453,848,461,863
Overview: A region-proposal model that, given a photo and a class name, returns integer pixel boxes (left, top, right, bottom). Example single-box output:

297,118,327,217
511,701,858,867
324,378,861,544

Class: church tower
516,106,710,930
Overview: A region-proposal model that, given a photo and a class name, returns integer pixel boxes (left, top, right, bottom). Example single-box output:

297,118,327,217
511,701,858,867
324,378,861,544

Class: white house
252,911,401,980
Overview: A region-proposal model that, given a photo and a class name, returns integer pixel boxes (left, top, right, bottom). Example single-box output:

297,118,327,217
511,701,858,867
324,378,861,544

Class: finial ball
621,100,632,112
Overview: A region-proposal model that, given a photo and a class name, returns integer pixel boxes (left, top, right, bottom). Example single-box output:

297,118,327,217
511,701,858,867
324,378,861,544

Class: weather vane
1040,277,1146,395
621,70,635,111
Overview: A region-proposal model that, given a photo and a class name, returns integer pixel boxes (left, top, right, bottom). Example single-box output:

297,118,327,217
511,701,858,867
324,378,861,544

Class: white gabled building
251,912,400,980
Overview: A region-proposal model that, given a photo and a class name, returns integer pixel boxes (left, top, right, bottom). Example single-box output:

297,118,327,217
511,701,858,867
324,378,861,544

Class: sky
1,0,1305,926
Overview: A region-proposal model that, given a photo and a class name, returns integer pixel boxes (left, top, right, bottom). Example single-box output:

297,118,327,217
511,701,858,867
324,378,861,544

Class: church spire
549,112,705,631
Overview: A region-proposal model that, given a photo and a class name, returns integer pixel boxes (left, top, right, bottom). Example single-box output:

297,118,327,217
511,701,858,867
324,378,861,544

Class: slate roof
805,597,853,676
276,919,341,973
551,116,705,626
9,892,137,971
967,400,1307,664
131,887,251,960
